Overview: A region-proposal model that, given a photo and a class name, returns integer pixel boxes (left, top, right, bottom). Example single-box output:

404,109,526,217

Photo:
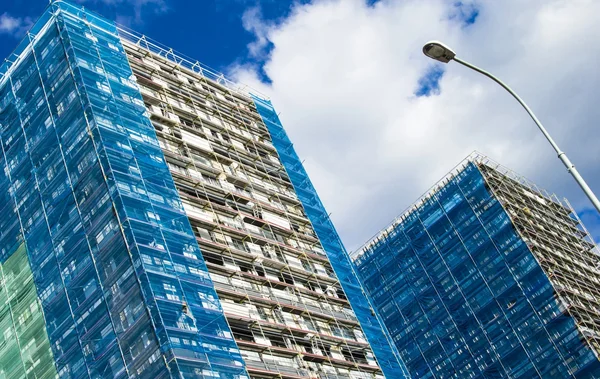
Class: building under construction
352,153,600,378
0,1,407,378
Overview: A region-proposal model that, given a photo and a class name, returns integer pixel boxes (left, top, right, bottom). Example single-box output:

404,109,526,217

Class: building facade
353,154,600,378
0,1,406,378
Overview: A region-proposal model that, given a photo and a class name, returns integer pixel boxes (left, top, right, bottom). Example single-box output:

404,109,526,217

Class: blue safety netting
0,161,58,377
0,1,246,378
354,162,600,378
250,94,410,379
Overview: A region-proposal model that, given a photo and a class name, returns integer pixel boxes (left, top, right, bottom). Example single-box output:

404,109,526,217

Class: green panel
0,244,57,379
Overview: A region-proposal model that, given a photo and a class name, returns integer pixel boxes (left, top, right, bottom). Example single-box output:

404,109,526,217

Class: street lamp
423,41,456,63
422,40,600,215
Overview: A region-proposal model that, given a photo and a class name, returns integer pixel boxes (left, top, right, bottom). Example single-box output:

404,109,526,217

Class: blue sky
1,0,600,248
0,0,304,75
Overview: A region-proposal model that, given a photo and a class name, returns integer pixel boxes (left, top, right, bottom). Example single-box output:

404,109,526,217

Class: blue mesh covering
354,162,600,378
0,160,57,377
250,95,410,379
0,1,246,378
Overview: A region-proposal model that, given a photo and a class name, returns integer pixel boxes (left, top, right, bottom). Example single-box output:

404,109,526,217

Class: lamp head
422,41,456,63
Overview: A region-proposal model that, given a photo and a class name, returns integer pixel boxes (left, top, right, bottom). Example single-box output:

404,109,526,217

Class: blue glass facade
252,95,410,379
0,2,245,378
353,162,600,378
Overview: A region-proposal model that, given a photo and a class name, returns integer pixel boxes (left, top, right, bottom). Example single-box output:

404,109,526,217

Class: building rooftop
0,0,267,99
352,151,592,261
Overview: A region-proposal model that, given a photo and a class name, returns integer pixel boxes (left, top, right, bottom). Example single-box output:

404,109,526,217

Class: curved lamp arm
422,41,600,215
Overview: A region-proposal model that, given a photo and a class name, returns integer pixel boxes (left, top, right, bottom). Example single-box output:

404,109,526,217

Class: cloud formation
231,0,600,250
242,6,271,59
0,12,33,38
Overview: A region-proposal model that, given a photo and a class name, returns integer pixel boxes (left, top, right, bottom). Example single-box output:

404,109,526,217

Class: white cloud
231,0,600,250
242,6,270,59
0,12,33,38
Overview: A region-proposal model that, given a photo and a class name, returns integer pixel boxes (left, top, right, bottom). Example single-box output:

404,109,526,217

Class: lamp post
422,41,600,214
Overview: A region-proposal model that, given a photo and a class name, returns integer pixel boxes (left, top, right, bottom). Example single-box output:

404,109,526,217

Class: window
83,280,97,299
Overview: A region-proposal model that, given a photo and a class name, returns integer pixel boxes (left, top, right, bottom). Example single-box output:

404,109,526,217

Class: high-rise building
352,153,600,378
0,1,407,378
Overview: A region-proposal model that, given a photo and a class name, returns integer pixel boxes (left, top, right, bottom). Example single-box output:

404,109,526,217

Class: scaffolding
476,158,600,362
122,21,402,378
0,1,246,377
251,96,409,379
353,152,600,378
0,244,58,378
0,1,407,378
